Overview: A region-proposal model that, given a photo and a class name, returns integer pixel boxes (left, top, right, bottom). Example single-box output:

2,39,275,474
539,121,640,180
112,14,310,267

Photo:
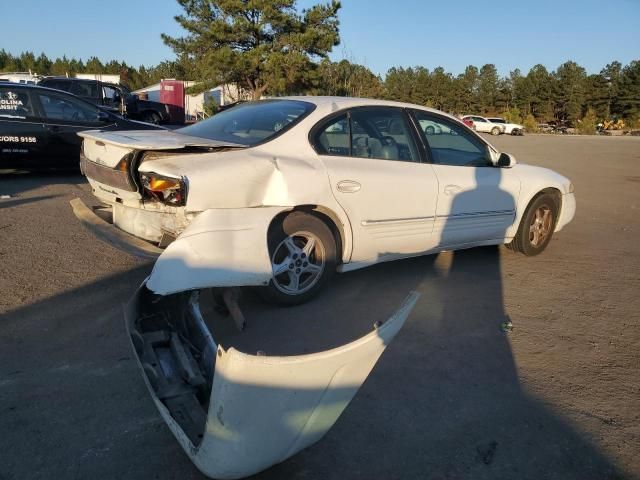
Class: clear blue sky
2,0,639,77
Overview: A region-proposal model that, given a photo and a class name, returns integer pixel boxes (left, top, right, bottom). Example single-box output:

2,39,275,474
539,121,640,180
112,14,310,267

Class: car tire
511,128,520,136
491,126,501,136
509,193,559,256
425,126,435,135
259,212,337,306
142,111,161,125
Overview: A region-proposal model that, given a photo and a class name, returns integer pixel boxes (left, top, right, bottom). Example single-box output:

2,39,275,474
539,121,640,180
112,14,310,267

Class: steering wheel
382,136,398,147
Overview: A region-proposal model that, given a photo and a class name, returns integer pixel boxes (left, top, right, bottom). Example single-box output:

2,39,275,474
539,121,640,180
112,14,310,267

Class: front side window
38,92,101,123
177,100,315,146
0,88,35,119
413,111,491,167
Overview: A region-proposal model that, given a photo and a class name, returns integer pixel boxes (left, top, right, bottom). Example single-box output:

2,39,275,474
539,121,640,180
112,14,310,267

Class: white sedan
75,97,575,477
79,97,575,305
462,114,505,135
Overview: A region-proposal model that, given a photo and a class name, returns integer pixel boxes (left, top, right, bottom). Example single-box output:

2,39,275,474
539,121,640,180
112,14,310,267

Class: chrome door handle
443,184,462,195
336,180,361,193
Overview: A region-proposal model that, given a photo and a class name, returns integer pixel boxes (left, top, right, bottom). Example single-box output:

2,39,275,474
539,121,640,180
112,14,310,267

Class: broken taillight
140,172,187,206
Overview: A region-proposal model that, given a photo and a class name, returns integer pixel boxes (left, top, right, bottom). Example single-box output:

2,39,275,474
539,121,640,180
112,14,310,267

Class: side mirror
497,152,516,168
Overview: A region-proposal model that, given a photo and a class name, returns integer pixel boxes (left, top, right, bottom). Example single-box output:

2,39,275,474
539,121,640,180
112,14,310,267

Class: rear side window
70,81,99,98
312,107,419,163
0,88,35,119
37,92,101,123
43,80,71,91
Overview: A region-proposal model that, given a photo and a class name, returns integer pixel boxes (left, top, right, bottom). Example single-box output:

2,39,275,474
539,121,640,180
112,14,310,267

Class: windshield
177,100,315,146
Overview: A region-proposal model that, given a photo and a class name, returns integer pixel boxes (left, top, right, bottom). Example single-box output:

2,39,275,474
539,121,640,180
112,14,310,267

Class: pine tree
162,0,341,99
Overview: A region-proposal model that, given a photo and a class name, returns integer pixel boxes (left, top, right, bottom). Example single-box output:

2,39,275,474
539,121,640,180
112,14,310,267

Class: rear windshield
177,100,314,146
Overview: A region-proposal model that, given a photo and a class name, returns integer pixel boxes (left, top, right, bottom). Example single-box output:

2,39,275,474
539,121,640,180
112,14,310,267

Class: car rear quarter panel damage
146,207,290,295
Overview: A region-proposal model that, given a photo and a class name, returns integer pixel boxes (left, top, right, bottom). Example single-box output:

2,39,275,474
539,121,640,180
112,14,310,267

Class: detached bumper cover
125,284,419,479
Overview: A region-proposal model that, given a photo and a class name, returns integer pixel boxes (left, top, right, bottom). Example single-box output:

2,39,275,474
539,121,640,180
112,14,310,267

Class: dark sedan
0,82,162,169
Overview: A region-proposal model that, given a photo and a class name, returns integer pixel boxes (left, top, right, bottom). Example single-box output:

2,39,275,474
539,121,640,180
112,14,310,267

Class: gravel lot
1,134,639,480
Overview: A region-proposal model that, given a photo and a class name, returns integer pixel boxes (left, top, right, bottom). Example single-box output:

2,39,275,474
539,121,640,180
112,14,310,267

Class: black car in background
0,82,162,169
39,77,171,124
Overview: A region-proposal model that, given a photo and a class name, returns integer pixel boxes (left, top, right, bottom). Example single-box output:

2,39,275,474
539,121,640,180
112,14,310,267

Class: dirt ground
0,134,638,479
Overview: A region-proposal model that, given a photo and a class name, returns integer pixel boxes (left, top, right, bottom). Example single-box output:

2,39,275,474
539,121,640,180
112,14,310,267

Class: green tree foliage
578,107,597,134
162,0,341,99
1,46,638,127
502,106,522,124
477,64,499,113
553,61,587,122
522,113,538,133
316,59,383,98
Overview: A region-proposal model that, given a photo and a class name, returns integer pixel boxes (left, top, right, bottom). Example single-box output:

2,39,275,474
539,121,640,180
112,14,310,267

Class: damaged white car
73,96,575,478
77,96,575,304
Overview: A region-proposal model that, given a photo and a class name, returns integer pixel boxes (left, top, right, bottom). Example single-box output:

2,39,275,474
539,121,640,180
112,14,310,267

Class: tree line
4,48,637,124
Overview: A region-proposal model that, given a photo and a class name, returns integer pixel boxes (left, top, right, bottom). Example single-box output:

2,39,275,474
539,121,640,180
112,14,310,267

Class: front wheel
509,193,559,256
259,212,337,306
491,126,501,136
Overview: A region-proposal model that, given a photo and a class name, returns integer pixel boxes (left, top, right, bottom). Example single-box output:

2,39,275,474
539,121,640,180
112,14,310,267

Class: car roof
275,96,463,123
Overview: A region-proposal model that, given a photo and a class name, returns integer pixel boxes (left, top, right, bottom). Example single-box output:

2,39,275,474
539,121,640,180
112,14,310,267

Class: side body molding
146,207,290,295
125,286,419,479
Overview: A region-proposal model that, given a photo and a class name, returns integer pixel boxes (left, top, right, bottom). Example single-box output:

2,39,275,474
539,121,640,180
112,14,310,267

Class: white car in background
488,117,525,136
462,115,505,135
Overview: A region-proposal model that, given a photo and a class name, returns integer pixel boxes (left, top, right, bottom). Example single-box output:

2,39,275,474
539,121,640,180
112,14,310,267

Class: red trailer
160,80,185,124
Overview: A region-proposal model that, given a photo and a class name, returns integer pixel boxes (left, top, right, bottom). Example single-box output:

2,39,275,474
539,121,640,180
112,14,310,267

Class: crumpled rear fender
146,207,289,295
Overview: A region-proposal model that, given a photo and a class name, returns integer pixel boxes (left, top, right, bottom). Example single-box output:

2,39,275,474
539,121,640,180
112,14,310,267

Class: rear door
313,107,440,265
0,86,49,166
32,89,115,166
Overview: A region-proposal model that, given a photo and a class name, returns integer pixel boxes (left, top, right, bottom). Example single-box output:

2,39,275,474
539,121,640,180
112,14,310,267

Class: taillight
140,172,186,206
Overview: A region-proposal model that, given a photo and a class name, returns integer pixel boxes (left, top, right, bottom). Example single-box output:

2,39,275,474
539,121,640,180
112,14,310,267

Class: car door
33,89,115,166
0,86,49,166
312,107,439,265
411,110,520,247
471,116,491,132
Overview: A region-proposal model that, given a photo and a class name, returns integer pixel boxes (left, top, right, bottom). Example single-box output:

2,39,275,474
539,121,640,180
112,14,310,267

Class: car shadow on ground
0,246,624,480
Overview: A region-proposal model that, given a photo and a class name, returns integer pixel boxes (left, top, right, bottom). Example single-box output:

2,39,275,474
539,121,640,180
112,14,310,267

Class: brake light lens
140,172,186,206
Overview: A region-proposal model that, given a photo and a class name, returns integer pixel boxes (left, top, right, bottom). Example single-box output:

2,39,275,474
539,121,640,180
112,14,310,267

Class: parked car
77,97,575,306
487,117,525,136
39,77,171,124
462,115,505,135
0,82,161,168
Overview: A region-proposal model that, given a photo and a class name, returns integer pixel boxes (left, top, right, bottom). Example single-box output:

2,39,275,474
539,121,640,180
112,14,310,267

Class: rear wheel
509,193,559,256
491,126,501,136
259,212,337,306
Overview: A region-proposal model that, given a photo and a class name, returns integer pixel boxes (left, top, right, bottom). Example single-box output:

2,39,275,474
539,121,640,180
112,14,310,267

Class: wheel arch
268,205,348,265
